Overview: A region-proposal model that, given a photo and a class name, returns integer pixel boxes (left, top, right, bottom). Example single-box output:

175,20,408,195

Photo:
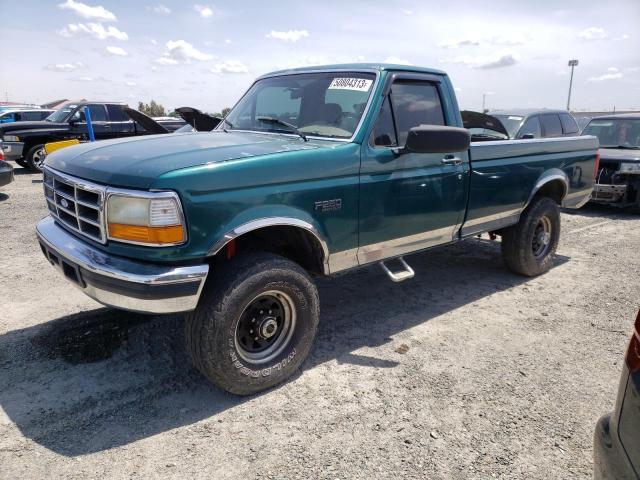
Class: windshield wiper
601,145,640,150
256,116,307,142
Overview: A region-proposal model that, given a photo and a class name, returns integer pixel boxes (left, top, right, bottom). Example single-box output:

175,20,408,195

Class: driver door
358,74,469,263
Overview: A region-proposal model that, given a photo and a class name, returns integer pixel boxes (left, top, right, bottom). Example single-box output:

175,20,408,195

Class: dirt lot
1,167,638,480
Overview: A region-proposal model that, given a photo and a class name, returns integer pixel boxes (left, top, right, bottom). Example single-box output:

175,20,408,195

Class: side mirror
521,133,535,139
402,125,470,154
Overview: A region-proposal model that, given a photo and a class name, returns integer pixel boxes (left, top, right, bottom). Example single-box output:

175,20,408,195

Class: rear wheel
185,252,320,395
25,144,46,172
501,196,560,276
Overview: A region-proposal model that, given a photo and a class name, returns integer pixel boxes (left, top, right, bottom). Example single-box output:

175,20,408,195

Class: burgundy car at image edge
594,309,640,480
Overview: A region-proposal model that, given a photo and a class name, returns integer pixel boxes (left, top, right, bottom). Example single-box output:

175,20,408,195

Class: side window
560,113,579,134
84,105,108,122
370,98,397,147
518,116,541,138
22,112,40,121
106,105,130,122
540,114,563,137
390,81,445,146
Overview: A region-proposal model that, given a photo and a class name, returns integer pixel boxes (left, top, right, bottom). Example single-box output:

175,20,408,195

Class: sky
0,0,638,113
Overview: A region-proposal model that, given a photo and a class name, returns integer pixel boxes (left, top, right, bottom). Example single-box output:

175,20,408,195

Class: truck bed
461,136,599,237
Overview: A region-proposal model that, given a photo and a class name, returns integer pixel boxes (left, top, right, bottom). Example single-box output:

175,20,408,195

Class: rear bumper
36,216,209,314
594,413,638,480
1,141,24,160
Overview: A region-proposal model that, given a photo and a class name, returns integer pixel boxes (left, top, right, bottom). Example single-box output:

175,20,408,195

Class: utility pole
482,93,486,112
567,59,579,111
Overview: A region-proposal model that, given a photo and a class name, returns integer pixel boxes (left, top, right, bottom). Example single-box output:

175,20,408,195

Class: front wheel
25,144,46,172
185,252,320,395
501,196,560,276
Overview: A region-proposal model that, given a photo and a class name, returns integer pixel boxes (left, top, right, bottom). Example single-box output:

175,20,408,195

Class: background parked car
0,109,55,123
594,309,640,480
583,114,640,209
0,104,39,114
0,101,186,172
489,109,580,139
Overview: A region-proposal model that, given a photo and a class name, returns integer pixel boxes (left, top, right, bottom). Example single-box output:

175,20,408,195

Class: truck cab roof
259,63,447,79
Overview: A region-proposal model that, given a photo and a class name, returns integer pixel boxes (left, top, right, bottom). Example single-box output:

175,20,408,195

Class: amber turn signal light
108,223,185,245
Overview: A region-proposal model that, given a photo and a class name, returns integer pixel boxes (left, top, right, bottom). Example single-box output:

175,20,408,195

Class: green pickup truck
36,64,598,394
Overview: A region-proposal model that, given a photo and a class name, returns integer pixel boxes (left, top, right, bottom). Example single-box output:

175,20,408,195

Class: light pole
567,59,579,111
482,92,494,113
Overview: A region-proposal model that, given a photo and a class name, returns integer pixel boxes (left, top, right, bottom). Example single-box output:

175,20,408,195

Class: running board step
379,257,415,283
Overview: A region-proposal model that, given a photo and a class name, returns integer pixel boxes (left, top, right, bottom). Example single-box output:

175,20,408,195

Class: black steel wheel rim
234,290,296,364
532,215,552,258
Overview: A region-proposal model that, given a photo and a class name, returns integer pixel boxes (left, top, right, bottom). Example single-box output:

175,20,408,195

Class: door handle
441,156,462,166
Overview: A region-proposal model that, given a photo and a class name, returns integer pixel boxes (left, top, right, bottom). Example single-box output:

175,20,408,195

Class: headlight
3,135,20,142
619,162,640,174
106,191,186,246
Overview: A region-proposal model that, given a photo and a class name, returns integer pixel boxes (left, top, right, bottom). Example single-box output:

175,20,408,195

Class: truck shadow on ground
0,238,569,456
562,203,639,220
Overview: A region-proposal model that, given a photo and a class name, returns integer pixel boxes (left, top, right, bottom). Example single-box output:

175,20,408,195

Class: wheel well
23,137,52,154
212,226,327,276
534,179,566,205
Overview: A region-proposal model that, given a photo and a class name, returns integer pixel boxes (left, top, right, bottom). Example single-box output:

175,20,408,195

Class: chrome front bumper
36,216,209,314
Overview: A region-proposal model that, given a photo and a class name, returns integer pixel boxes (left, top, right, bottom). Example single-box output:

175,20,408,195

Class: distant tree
220,107,231,117
137,100,166,117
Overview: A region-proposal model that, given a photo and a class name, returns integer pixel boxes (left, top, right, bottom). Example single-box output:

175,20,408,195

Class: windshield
220,72,376,139
45,104,78,122
582,118,640,148
492,115,524,138
468,128,508,140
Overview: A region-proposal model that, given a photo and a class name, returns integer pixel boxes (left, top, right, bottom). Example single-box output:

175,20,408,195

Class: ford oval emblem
60,198,69,209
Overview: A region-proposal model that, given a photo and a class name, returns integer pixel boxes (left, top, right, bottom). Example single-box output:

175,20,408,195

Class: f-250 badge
314,199,342,213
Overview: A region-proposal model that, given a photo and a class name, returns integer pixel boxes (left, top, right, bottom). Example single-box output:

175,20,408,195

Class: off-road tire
501,196,560,276
25,144,46,173
185,252,320,395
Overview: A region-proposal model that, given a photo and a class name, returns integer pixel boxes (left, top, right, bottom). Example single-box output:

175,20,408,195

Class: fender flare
524,169,569,210
208,216,331,275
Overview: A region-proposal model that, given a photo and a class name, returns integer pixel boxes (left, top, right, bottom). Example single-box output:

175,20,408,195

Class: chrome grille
43,168,106,243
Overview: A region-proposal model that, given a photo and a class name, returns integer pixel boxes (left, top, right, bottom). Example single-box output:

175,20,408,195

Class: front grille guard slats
43,168,107,244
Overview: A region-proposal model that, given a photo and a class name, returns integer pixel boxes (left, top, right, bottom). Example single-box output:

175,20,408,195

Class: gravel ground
1,167,639,480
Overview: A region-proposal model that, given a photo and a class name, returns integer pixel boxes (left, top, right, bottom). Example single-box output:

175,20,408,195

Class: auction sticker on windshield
328,78,373,91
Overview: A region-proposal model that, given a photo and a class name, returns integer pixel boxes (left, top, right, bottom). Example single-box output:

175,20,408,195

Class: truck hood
45,130,337,188
0,121,69,135
599,148,640,163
